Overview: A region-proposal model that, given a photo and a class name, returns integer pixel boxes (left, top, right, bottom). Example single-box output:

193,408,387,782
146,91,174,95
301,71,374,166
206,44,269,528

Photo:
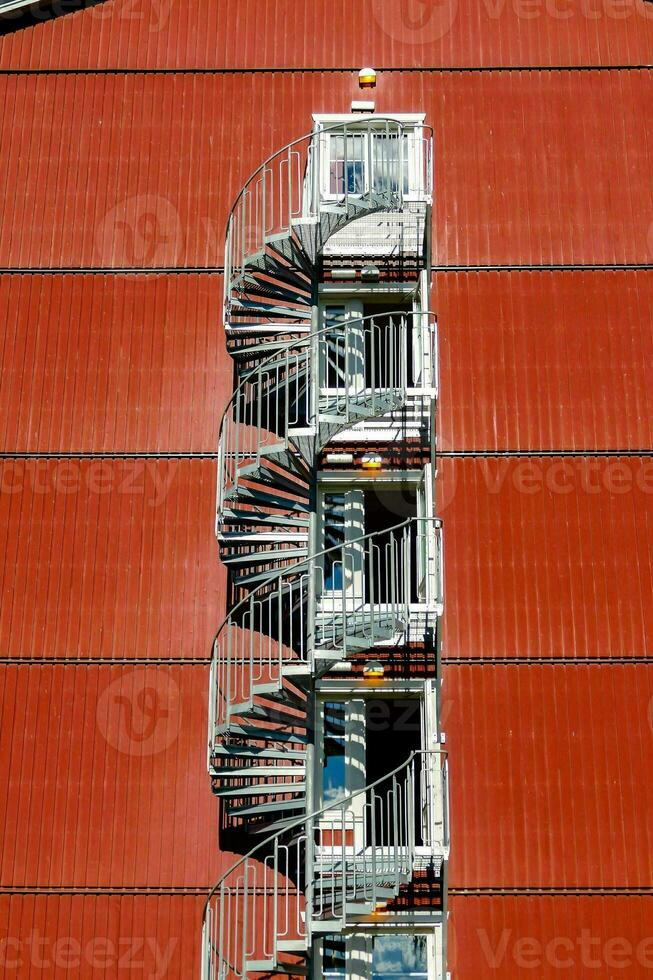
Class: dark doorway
365,698,422,844
363,301,414,388
363,489,418,602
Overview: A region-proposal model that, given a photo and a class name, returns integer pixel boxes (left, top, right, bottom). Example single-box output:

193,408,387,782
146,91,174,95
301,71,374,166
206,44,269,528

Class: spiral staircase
204,117,448,979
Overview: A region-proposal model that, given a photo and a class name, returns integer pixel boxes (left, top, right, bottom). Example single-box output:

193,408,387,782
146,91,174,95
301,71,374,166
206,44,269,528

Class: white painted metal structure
204,115,448,979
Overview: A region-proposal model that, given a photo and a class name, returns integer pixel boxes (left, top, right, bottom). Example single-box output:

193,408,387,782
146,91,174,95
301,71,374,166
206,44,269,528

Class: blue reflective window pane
322,702,346,805
324,494,345,590
372,935,428,977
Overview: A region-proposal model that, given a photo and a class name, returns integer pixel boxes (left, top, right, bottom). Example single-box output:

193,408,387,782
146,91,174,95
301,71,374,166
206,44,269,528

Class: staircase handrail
217,309,439,444
226,117,434,230
208,517,443,763
210,516,441,653
202,747,447,917
216,310,439,519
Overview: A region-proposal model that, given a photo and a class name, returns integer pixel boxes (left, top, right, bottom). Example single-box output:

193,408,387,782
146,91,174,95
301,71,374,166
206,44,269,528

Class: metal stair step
217,531,309,543
225,797,306,818
229,701,308,725
229,462,310,495
265,232,315,274
220,509,310,529
231,340,308,360
228,485,310,510
223,725,309,744
212,745,306,760
212,781,306,798
219,547,309,567
245,960,308,975
277,940,309,953
226,321,312,335
233,565,306,588
316,880,399,898
248,814,307,836
239,269,310,295
211,763,306,778
249,679,307,702
230,298,312,320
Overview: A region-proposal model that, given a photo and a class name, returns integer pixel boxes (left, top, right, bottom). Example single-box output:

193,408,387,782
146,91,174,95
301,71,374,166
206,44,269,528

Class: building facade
1,2,653,978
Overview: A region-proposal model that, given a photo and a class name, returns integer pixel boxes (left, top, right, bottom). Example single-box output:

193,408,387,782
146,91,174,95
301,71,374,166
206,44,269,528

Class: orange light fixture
361,453,383,472
359,67,377,89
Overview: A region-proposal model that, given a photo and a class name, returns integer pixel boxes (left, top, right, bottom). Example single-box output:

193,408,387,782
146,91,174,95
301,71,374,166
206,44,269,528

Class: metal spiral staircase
204,116,446,978
203,750,449,979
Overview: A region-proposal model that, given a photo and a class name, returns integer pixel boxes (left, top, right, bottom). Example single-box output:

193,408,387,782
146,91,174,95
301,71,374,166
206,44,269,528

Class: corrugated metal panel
436,270,653,451
449,895,653,977
440,456,653,659
0,893,205,976
3,0,653,69
0,663,229,886
445,663,653,887
0,71,651,267
0,273,228,453
0,459,224,659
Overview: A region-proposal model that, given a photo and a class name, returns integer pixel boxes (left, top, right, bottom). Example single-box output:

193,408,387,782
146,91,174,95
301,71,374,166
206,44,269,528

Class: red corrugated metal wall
0,72,651,267
0,1,651,976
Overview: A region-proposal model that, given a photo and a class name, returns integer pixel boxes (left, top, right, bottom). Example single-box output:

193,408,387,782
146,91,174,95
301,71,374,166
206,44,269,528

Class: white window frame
319,928,440,980
313,113,427,205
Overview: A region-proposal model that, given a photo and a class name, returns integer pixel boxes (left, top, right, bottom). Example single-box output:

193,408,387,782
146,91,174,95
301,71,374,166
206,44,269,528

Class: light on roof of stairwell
364,660,384,679
359,67,377,88
361,453,383,472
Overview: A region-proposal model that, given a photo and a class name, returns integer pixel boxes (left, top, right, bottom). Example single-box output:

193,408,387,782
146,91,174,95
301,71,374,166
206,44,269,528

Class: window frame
313,113,428,205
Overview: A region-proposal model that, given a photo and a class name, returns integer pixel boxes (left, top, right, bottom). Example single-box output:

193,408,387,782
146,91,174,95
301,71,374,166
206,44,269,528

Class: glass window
323,934,347,978
321,306,347,390
372,935,428,978
329,134,365,195
328,131,412,197
323,493,345,590
322,702,346,806
371,133,410,196
322,934,429,978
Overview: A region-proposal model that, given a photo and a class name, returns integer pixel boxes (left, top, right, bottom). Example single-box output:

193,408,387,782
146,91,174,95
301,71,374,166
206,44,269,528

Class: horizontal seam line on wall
2,886,650,896
443,657,653,665
0,262,653,276
0,65,651,76
449,887,653,896
0,886,210,895
0,657,210,665
1,657,651,667
1,264,653,275
0,267,225,275
2,450,653,459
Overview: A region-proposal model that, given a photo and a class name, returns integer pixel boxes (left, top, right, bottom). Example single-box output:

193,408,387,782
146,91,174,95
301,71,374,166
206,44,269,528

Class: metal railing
224,118,433,301
201,749,448,980
208,518,443,754
216,311,438,535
